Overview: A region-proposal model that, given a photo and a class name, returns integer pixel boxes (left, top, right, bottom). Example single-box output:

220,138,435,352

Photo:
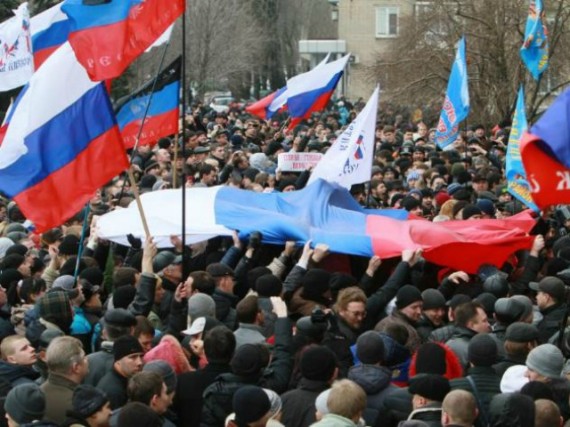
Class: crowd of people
0,97,570,427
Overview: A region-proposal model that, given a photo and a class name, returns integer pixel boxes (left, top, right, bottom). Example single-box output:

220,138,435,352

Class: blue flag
435,37,470,149
506,87,539,212
520,0,549,80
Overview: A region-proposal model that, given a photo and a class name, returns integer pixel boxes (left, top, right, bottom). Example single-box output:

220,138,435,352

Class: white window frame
375,6,399,38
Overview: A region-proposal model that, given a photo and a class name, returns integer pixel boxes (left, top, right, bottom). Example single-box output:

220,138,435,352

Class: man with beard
417,289,447,342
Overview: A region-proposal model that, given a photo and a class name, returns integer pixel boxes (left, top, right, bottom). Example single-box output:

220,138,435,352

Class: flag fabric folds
505,87,538,211
308,87,379,188
0,3,34,92
520,89,570,209
97,180,534,273
115,57,180,149
435,37,470,149
286,54,350,129
245,87,287,121
0,42,129,232
521,0,549,81
30,3,71,69
246,54,331,121
61,0,184,81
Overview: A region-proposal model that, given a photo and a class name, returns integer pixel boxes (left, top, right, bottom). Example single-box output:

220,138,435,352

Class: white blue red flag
308,87,379,188
435,37,470,149
30,3,71,70
97,180,535,274
0,3,33,92
0,42,129,231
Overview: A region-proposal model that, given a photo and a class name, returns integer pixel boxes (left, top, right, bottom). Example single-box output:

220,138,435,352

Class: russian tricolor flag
286,54,350,129
115,57,180,149
30,3,71,70
62,0,184,81
98,180,535,274
0,43,129,231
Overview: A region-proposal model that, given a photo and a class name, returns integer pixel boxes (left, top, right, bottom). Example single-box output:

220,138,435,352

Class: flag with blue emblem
506,87,539,211
520,0,549,80
307,86,379,189
435,37,470,149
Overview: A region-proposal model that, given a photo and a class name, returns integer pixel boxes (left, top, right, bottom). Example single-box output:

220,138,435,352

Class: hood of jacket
348,364,392,395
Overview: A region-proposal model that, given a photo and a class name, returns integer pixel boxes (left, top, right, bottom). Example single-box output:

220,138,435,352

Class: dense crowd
0,98,570,427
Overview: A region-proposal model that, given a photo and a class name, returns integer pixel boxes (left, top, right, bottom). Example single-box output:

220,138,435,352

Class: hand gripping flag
115,56,180,149
505,87,539,211
435,37,470,149
97,180,535,274
308,87,379,188
0,3,34,92
61,0,184,81
521,0,549,80
30,3,71,69
0,42,129,232
246,54,331,121
520,89,570,209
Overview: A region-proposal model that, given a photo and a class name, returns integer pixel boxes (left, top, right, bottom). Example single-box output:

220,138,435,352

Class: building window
375,6,399,38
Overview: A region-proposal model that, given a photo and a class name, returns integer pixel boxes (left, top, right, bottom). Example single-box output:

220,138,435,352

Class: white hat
182,316,206,336
500,364,529,393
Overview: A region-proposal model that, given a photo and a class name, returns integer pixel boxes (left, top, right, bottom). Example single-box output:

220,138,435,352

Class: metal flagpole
181,4,189,279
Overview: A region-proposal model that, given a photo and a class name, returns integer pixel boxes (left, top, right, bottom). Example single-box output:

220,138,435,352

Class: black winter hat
415,343,446,375
113,335,143,361
462,204,482,220
483,274,509,298
255,274,282,297
329,272,357,292
300,345,338,381
396,285,422,309
408,374,450,402
0,253,25,270
206,262,234,278
494,298,525,325
4,383,46,424
506,322,539,343
79,266,104,287
5,243,28,257
265,140,283,156
300,269,331,300
231,344,265,376
113,286,136,309
468,333,498,366
72,385,109,418
104,308,137,328
59,234,80,256
233,385,271,425
247,266,272,291
356,331,385,365
421,289,446,310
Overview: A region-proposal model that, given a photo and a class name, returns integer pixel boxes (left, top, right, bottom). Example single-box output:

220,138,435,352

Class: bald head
441,390,477,426
535,399,562,427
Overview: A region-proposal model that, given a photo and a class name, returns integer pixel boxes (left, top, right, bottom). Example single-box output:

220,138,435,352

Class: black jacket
280,378,330,427
212,289,238,331
174,362,231,427
96,367,129,410
537,303,567,344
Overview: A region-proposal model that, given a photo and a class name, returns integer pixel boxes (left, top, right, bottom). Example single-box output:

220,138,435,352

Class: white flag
0,3,33,92
145,24,174,52
308,87,379,189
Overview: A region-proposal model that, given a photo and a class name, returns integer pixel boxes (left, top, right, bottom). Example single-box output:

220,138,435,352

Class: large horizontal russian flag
0,43,129,232
30,3,71,70
520,88,570,209
97,180,534,273
115,57,180,149
61,0,184,81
